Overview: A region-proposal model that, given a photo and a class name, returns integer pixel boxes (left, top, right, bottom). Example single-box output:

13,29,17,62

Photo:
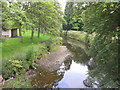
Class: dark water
31,38,97,88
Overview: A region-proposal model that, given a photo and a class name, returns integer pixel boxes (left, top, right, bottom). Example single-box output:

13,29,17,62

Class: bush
45,37,63,52
2,36,62,81
26,46,36,61
3,59,23,79
33,44,48,59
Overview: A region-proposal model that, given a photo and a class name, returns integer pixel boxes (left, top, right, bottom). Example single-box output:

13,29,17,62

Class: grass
1,30,51,75
2,30,51,59
1,30,63,88
67,30,94,44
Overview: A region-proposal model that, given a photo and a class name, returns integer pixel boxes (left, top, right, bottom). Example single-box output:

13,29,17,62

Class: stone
83,79,93,87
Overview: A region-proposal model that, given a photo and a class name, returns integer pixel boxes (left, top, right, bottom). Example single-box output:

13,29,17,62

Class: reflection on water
32,59,72,88
56,60,88,88
32,38,96,88
32,58,89,88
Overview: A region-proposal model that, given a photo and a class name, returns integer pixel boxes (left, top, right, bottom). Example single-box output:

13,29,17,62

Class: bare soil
36,46,72,72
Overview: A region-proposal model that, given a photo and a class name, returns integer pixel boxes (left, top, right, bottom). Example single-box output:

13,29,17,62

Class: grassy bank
2,31,51,58
1,30,62,88
66,30,94,45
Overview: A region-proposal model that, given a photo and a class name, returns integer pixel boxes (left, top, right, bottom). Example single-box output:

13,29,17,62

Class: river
31,37,97,88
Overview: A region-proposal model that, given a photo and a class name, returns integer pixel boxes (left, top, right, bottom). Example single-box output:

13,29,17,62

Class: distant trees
63,2,84,31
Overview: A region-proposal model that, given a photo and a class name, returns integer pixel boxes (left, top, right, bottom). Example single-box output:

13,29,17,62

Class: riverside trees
82,2,120,87
63,1,120,87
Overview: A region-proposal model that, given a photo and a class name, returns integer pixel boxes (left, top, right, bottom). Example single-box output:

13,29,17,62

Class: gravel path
36,46,72,72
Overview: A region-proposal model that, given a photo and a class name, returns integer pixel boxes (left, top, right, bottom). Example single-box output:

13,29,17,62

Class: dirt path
36,46,72,72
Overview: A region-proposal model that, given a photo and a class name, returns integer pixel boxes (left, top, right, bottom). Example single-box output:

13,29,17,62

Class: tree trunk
31,28,34,40
38,28,40,38
19,27,23,42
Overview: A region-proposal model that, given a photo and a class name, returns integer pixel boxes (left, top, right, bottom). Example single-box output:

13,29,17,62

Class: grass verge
67,30,94,44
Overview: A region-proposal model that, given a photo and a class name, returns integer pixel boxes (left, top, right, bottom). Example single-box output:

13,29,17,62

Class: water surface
56,60,88,88
32,38,94,88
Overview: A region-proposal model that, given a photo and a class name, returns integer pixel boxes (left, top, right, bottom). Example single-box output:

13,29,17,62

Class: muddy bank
36,46,72,72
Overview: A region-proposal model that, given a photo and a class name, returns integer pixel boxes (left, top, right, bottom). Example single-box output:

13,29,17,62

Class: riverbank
2,30,93,88
65,36,90,47
31,36,92,88
1,31,63,88
64,30,94,45
36,46,72,72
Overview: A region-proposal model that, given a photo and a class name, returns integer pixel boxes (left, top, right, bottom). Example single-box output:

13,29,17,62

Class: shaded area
63,37,90,65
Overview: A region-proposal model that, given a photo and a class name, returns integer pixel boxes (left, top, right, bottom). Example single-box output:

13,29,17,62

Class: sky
58,0,67,12
6,0,67,12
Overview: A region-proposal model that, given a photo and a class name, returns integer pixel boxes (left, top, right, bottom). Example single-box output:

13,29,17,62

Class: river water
56,60,88,88
31,37,97,88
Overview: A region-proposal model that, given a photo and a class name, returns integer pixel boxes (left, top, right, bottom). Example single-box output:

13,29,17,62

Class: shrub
32,44,48,59
45,37,63,52
3,60,23,79
2,36,62,80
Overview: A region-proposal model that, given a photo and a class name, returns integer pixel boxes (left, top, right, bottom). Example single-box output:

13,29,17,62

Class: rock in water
83,79,93,87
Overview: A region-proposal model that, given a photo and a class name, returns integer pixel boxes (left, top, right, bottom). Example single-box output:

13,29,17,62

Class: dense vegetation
2,31,62,88
63,2,84,31
1,0,120,88
63,1,119,87
1,1,63,88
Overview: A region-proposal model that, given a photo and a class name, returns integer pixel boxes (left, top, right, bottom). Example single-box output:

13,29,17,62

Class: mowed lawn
2,30,51,59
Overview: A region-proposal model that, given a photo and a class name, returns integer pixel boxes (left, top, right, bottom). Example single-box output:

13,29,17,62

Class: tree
63,2,85,31
27,1,64,39
63,2,75,30
2,0,64,41
2,1,29,42
81,2,120,87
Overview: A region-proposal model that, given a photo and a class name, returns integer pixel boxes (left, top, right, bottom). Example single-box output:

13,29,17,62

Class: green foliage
26,1,64,36
63,2,84,31
2,2,29,30
64,1,119,87
26,46,36,61
2,1,64,41
1,1,64,88
33,44,48,59
4,74,32,88
45,37,63,52
81,2,120,87
2,30,62,87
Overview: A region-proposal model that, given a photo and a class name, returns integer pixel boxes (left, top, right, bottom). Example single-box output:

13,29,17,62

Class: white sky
58,0,67,12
